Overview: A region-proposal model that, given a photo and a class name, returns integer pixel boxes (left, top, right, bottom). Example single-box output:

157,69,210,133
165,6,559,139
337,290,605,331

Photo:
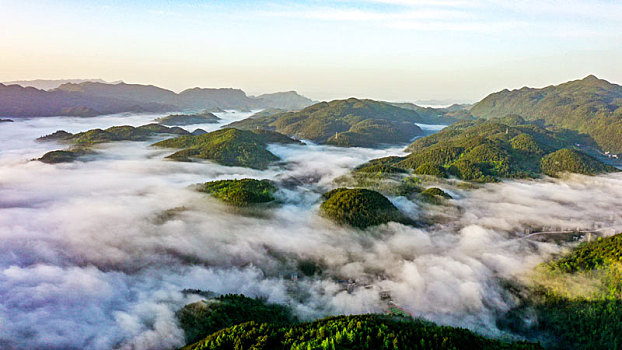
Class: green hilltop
37,123,189,146
177,294,295,346
152,128,300,169
197,178,277,207
36,123,190,163
155,111,220,126
358,117,617,182
38,148,93,164
183,313,540,350
320,188,412,228
227,98,426,147
470,75,622,154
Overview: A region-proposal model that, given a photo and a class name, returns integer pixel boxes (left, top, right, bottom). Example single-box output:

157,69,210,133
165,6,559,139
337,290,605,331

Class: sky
0,0,621,102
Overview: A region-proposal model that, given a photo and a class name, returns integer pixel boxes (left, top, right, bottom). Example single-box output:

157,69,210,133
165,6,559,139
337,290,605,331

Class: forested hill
470,75,622,153
183,314,541,350
227,98,428,147
357,116,617,182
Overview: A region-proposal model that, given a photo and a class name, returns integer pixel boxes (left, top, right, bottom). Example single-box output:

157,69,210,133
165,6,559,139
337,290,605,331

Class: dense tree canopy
359,118,615,182
177,294,295,345
319,188,410,228
153,128,300,169
183,314,541,350
470,75,622,153
227,98,426,147
197,179,277,206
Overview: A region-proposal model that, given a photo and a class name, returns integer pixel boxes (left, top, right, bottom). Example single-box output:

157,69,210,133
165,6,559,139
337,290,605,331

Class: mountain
252,91,315,110
155,111,220,126
389,102,474,124
2,78,111,90
470,75,622,153
359,117,617,182
227,98,427,147
0,80,316,118
152,128,301,169
176,87,255,109
0,83,174,117
55,81,178,105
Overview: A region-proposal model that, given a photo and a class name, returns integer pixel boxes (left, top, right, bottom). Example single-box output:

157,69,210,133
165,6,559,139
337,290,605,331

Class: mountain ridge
470,75,622,153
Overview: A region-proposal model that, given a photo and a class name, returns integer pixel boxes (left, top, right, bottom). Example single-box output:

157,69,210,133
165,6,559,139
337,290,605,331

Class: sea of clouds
1,112,621,349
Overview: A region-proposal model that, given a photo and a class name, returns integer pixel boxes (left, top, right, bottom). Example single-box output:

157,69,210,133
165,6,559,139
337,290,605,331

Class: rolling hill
358,117,617,182
470,75,622,153
227,98,427,147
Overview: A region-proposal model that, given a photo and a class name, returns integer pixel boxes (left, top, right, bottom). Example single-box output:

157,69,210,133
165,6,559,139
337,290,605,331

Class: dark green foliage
38,150,80,164
510,134,543,154
297,260,322,276
540,149,617,177
413,163,447,177
420,187,452,204
153,128,299,169
36,130,73,142
228,98,425,147
364,118,614,182
319,188,409,228
356,156,407,170
422,187,452,199
549,234,622,273
184,314,541,350
448,160,495,182
197,179,277,206
156,111,220,126
502,232,622,350
531,298,622,350
470,75,622,153
354,164,407,175
176,294,295,346
326,119,422,147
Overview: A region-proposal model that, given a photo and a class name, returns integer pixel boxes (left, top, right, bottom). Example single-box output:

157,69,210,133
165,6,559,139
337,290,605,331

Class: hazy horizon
1,0,621,102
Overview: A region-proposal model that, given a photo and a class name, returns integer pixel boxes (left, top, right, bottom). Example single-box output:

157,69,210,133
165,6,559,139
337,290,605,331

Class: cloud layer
1,113,621,349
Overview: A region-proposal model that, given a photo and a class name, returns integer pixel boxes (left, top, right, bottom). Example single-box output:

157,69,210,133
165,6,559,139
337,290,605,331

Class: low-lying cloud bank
1,115,621,349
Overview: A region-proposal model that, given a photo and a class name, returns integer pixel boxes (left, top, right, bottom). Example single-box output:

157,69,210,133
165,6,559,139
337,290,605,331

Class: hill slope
152,128,300,169
252,91,315,110
227,98,425,147
183,314,541,350
470,75,622,153
359,117,617,182
503,232,622,350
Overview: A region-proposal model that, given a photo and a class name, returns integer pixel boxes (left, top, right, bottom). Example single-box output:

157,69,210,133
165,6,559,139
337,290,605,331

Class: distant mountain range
2,79,117,90
0,81,315,118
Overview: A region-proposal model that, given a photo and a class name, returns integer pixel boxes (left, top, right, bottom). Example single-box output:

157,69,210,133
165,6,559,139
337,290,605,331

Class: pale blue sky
1,0,620,102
